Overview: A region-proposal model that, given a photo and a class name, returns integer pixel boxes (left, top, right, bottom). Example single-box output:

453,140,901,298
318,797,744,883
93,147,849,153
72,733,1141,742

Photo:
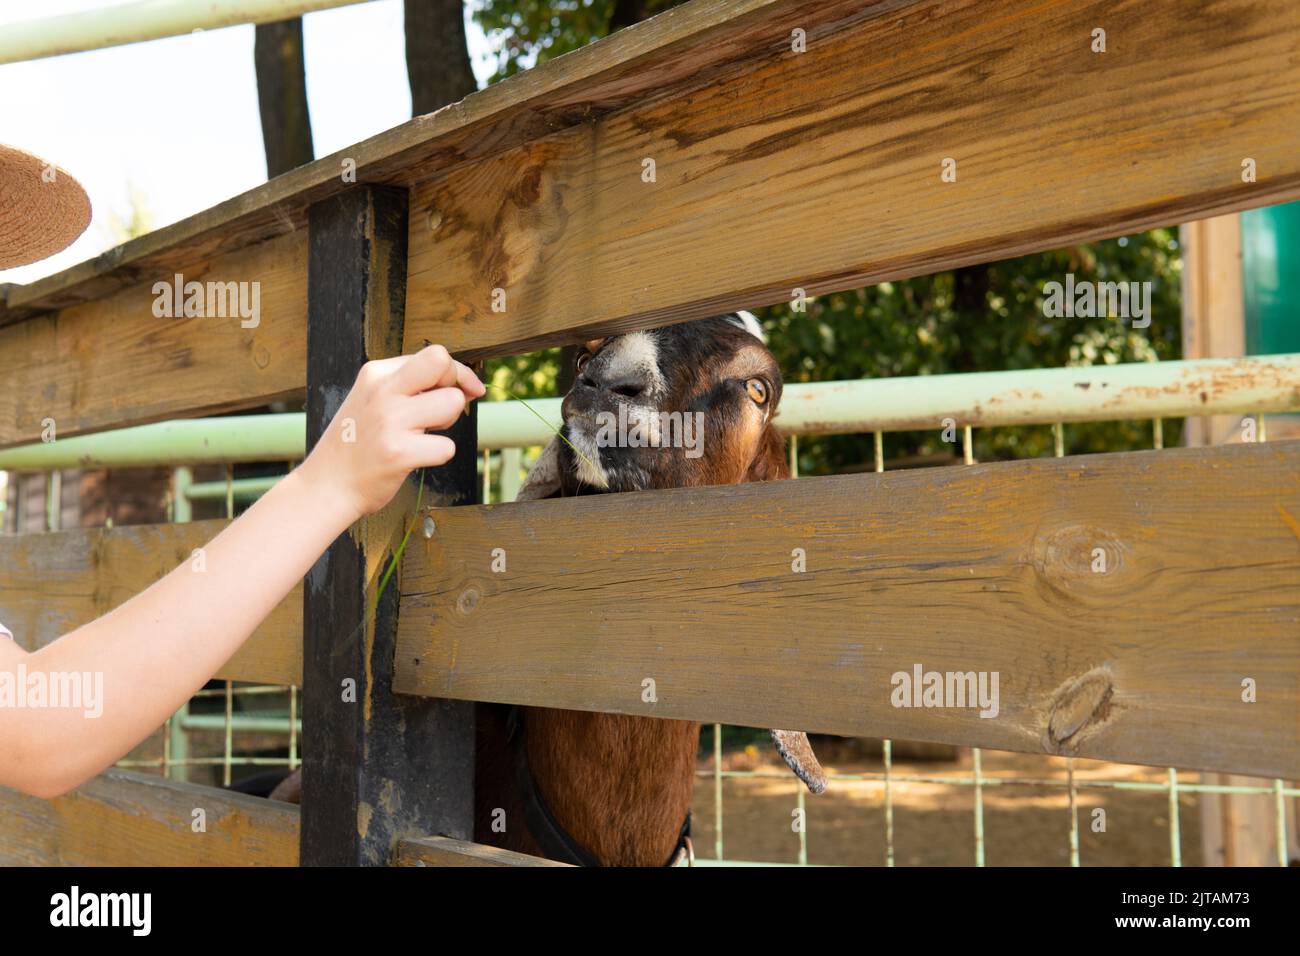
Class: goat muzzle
770,729,828,794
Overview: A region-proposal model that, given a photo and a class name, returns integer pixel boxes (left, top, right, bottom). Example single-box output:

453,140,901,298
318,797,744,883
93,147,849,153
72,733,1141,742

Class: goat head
517,312,827,794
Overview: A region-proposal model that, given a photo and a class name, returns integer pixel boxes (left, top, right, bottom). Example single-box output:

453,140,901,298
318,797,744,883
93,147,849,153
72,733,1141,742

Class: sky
0,0,498,284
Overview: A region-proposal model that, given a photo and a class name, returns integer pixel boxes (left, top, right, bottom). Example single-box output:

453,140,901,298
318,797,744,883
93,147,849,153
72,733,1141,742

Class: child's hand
301,344,486,520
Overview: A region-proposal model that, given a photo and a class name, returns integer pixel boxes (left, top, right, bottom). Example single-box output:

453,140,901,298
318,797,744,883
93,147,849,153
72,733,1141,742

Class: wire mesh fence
679,414,1296,867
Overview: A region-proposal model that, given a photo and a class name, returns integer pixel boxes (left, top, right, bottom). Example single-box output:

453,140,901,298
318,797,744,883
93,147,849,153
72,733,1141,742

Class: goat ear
745,425,790,483
770,730,828,794
516,436,564,501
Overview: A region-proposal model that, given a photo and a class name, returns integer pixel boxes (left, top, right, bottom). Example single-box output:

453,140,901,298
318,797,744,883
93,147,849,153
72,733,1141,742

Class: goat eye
745,378,768,404
575,352,591,373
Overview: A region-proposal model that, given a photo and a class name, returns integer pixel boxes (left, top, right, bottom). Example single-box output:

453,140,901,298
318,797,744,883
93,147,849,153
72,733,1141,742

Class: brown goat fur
475,314,813,865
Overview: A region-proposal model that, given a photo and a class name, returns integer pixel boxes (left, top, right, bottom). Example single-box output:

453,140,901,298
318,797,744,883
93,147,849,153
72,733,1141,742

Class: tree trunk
405,0,477,117
254,20,314,179
949,263,990,373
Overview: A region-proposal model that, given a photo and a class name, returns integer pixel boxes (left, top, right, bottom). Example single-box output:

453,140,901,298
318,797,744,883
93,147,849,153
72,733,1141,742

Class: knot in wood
456,587,480,616
1046,667,1114,749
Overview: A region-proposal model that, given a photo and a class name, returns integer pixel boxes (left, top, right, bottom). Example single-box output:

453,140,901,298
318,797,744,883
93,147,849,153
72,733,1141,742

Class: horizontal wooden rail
0,520,300,685
395,440,1300,779
0,769,299,865
405,0,1300,357
396,835,571,867
0,0,832,327
0,231,306,449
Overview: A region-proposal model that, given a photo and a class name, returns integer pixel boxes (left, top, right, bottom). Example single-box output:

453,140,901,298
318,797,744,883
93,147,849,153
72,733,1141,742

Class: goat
269,313,826,865
475,312,826,866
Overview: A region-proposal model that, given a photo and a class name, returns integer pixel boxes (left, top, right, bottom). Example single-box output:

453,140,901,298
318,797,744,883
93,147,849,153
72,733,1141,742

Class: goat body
475,314,825,865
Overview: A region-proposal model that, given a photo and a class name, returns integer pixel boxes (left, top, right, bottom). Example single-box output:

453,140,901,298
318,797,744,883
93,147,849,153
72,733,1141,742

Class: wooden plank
300,184,476,867
1181,215,1248,447
1179,243,1284,865
396,835,571,867
1199,774,1291,867
0,520,301,686
394,441,1300,779
0,0,845,326
0,769,299,866
404,0,1300,358
0,231,306,450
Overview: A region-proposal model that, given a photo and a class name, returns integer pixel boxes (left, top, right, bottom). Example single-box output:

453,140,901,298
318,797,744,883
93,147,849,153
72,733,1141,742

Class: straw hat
0,143,91,270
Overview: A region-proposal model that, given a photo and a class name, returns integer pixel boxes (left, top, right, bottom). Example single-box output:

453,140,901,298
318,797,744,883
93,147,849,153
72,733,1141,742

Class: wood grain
0,520,301,686
300,185,477,866
396,835,571,866
404,0,1300,358
394,440,1300,778
0,0,842,326
0,769,298,865
0,231,307,450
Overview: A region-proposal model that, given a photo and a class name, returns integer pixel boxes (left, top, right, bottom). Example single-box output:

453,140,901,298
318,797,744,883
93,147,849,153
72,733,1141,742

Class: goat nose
580,372,647,400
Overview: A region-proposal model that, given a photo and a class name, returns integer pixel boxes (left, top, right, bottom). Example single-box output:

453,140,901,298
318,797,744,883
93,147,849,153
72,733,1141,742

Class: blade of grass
487,381,597,472
369,468,426,619
363,381,586,627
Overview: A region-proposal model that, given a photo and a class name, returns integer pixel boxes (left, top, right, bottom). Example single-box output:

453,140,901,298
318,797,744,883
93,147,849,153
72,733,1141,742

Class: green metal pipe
44,471,60,531
185,475,282,502
1275,779,1289,867
0,414,305,470
776,353,1300,435
172,467,193,523
882,738,894,866
180,714,302,734
1168,768,1182,867
972,747,985,867
4,355,1297,470
713,723,724,862
0,0,373,65
499,447,523,502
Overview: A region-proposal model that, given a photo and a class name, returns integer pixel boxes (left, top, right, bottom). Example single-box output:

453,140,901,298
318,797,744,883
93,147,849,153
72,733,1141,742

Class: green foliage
473,0,686,79
484,348,564,402
762,230,1184,472
475,2,1185,470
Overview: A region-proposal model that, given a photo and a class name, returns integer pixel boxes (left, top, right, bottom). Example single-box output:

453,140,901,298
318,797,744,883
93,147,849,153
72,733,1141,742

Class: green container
1242,202,1300,355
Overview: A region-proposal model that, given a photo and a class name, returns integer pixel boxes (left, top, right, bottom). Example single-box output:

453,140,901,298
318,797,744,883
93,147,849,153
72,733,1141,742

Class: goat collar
507,706,693,867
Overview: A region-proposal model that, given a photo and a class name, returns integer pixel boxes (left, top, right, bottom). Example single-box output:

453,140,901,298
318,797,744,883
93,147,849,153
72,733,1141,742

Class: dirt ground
691,741,1203,866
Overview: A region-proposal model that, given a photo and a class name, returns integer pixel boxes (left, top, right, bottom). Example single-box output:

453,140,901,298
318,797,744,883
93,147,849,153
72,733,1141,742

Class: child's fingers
443,359,484,398
455,359,487,398
353,354,407,385
392,345,483,398
354,348,484,399
402,433,457,469
401,386,467,431
460,364,486,398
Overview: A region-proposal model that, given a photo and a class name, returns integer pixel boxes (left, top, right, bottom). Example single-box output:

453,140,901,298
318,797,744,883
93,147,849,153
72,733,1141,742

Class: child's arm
0,344,484,798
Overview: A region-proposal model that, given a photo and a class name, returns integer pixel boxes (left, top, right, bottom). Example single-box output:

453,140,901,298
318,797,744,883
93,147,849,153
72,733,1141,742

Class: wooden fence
2,0,1299,865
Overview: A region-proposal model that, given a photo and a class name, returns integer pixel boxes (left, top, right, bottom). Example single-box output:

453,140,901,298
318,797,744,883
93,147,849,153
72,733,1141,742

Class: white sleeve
0,621,12,641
